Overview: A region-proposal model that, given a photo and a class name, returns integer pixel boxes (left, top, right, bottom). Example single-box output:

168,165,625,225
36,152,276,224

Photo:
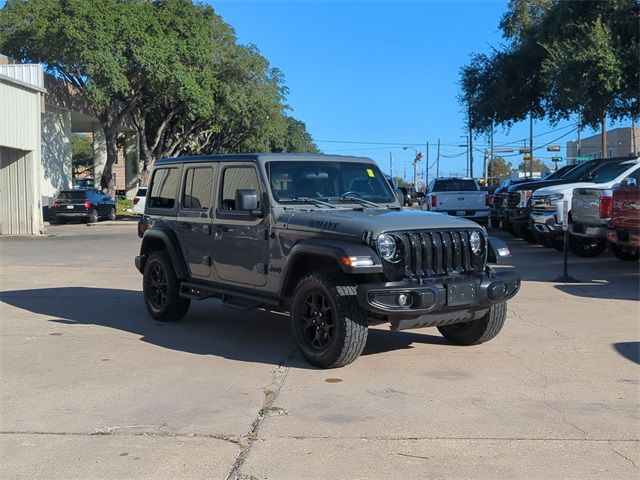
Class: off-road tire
107,207,116,221
291,271,368,368
87,208,99,223
490,217,500,229
568,234,607,258
143,251,190,321
610,243,640,261
437,301,506,345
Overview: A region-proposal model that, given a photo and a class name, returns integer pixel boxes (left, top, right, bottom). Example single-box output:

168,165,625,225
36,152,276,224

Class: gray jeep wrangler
135,154,520,368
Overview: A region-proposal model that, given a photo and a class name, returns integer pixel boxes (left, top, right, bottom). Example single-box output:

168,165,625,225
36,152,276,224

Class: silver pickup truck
423,178,489,226
568,187,613,257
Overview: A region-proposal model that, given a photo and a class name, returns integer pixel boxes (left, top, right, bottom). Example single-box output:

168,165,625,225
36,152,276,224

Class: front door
176,164,217,279
211,164,269,287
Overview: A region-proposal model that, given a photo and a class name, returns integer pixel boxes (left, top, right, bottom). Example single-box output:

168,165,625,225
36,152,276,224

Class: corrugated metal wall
0,80,41,151
0,147,37,235
0,63,44,89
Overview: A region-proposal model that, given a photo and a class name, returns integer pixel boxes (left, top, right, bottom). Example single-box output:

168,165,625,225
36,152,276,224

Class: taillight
84,200,91,209
486,194,493,206
599,195,613,218
133,197,140,205
431,195,437,208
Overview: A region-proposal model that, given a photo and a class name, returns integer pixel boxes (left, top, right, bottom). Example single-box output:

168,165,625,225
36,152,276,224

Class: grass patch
116,198,136,216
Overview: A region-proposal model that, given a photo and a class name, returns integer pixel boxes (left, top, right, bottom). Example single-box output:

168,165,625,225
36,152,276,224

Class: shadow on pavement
0,287,449,368
612,342,640,365
489,229,640,301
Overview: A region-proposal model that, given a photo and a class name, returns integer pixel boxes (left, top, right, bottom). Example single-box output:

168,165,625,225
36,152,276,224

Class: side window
148,168,179,209
625,168,640,185
182,167,213,211
219,167,261,211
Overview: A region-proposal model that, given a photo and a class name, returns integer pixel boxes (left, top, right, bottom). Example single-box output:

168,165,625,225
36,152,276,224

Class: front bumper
531,210,562,237
503,207,531,225
356,270,521,330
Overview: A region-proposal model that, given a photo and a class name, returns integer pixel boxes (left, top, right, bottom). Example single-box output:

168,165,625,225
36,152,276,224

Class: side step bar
179,282,281,310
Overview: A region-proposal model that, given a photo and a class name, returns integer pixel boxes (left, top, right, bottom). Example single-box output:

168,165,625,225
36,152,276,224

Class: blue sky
211,0,628,182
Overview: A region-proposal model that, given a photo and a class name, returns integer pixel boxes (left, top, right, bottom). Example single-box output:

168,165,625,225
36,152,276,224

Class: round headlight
470,231,482,255
377,233,398,262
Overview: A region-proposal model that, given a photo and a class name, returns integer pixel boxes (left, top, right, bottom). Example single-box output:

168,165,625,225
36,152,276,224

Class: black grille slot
397,229,479,278
493,194,504,207
506,192,520,208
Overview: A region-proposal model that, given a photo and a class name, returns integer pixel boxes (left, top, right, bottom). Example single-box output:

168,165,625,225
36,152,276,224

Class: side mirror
235,189,263,217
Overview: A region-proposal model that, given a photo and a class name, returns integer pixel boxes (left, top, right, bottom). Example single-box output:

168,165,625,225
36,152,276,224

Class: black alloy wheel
291,271,367,368
87,208,99,223
107,207,116,221
142,251,190,321
299,291,335,352
568,234,607,258
148,263,168,311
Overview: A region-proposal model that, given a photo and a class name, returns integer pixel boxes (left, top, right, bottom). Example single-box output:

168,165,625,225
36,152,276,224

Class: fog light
397,293,411,307
488,282,506,300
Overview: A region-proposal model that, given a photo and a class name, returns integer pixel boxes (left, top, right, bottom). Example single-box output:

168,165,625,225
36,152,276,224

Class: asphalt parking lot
1,221,638,479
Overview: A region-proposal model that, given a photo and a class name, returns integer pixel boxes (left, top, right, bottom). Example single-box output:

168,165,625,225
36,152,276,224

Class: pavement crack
0,430,240,443
225,347,295,480
508,308,569,339
609,441,638,468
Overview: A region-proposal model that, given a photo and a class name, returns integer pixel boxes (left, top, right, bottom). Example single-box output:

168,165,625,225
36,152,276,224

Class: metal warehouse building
0,62,47,235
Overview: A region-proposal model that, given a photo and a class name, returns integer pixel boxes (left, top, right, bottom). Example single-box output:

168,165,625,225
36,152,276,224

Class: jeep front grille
396,230,483,278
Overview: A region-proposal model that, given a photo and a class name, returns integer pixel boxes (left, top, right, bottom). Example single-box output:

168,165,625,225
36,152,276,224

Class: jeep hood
276,208,481,238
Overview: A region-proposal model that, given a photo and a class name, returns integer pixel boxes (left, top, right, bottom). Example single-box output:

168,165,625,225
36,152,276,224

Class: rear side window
148,168,179,209
135,188,147,197
432,180,478,191
182,167,213,211
220,167,261,211
57,191,86,200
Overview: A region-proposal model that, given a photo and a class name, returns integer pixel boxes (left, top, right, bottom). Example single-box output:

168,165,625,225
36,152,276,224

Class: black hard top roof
154,153,374,165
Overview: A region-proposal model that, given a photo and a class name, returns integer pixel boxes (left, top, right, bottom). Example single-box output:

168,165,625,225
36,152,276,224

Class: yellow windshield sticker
366,168,375,178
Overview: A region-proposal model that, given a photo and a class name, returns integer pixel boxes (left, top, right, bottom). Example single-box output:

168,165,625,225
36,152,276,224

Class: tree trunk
101,126,118,197
601,113,607,159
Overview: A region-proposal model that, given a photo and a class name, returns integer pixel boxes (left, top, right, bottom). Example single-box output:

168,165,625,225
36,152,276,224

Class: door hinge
202,256,212,266
264,229,270,240
256,263,267,274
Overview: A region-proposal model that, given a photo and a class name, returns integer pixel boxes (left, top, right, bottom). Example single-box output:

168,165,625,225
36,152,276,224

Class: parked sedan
52,189,116,223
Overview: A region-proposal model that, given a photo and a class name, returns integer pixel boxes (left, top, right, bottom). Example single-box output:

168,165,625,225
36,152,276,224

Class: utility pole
489,120,494,185
529,114,534,178
632,118,637,156
577,115,581,161
436,138,441,177
424,141,429,189
601,113,607,158
389,152,393,179
468,108,474,178
403,161,406,183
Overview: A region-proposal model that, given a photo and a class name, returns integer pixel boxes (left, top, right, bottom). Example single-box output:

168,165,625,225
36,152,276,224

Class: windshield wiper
284,197,337,209
339,195,382,208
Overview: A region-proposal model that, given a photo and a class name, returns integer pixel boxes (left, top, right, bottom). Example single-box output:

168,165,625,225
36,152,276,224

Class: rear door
176,164,217,279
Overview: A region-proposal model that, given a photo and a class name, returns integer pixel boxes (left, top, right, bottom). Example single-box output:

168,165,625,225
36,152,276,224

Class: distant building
0,54,140,234
566,126,639,163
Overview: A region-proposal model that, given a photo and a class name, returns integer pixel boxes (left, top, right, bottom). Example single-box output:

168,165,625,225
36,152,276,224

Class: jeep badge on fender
135,154,520,368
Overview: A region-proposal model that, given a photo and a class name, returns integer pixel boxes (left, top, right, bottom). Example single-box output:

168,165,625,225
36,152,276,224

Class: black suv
52,189,116,223
135,154,520,368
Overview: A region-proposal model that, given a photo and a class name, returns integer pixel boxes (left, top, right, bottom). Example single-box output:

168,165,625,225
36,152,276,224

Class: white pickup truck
530,158,639,255
422,178,489,225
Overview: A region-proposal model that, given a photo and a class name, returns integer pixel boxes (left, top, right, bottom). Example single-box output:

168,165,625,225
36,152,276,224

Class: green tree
460,0,639,145
488,156,513,179
71,133,93,177
518,157,545,173
270,116,319,153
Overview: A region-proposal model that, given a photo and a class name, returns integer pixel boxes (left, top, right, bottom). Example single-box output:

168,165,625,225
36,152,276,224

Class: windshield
432,179,478,192
590,162,637,184
267,161,396,204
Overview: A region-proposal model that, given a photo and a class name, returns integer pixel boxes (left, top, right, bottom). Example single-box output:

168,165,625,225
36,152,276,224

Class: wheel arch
138,227,188,279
